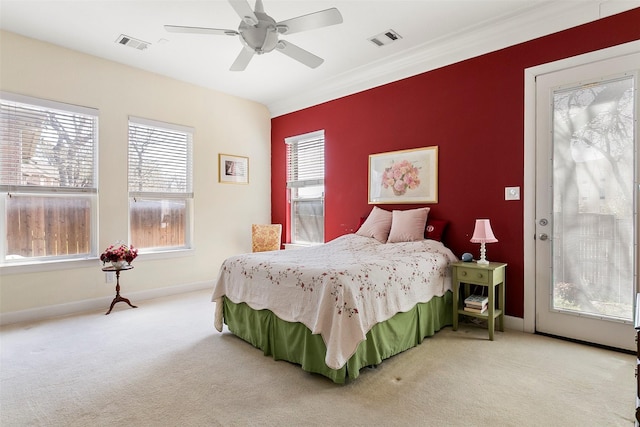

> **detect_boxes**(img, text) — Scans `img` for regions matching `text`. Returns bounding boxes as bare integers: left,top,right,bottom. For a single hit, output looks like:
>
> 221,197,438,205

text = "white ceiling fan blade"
254,0,265,14
165,25,238,36
228,0,259,26
230,47,255,71
276,8,343,35
276,40,324,69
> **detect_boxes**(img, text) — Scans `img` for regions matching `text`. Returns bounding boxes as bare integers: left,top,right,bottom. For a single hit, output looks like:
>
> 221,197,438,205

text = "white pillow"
355,206,392,243
387,207,430,243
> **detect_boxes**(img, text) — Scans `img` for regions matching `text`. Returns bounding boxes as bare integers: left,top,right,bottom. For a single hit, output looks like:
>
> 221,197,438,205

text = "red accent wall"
271,9,640,318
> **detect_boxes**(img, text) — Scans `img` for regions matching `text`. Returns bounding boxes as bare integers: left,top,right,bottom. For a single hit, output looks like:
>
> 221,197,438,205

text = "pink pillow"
425,218,449,242
387,207,430,243
355,206,392,243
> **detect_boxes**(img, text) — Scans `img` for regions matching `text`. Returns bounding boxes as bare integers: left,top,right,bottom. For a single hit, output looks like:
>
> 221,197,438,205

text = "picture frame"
368,146,438,204
218,153,249,184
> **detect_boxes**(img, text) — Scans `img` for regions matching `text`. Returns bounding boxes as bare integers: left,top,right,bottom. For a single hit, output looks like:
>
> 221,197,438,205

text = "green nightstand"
451,261,507,340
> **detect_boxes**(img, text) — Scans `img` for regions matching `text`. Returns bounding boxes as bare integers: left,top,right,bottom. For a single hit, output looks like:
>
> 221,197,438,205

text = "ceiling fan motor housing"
238,12,278,54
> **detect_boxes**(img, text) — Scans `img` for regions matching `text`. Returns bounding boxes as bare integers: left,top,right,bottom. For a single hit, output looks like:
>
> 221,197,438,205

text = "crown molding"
268,1,635,118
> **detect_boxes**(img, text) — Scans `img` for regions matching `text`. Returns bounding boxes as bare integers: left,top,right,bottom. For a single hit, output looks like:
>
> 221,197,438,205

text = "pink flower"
100,242,138,265
381,159,421,195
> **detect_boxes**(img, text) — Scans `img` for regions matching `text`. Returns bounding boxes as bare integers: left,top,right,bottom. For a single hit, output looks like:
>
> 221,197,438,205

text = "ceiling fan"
165,0,343,71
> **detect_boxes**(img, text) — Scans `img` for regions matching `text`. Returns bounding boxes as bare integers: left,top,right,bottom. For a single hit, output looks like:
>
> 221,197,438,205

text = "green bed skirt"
222,291,453,383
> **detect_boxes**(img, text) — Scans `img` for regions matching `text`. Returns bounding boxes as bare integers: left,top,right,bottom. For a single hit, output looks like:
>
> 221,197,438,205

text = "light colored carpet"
0,289,634,426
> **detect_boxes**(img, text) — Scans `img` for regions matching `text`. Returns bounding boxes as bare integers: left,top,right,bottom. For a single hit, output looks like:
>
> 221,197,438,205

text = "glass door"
535,53,638,351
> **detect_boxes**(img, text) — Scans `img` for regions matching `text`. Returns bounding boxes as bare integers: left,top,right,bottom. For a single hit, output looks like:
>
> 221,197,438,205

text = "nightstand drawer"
456,267,490,284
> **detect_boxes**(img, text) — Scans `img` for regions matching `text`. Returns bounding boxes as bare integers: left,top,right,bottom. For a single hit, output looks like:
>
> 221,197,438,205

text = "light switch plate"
505,186,520,200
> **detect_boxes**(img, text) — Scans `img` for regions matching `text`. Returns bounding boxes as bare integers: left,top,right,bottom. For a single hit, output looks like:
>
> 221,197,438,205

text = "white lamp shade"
470,219,498,243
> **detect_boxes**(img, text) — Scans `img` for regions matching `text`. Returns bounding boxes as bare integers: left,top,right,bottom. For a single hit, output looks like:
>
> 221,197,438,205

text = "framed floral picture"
368,146,438,204
219,153,249,184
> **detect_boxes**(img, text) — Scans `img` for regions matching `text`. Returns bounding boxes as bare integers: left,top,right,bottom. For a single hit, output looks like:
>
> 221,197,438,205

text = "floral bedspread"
212,234,458,370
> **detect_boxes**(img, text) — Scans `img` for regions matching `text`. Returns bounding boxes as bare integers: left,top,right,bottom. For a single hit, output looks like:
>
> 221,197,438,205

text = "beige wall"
0,31,272,320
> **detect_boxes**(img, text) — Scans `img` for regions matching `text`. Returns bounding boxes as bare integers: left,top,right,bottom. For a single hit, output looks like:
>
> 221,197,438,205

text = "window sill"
137,248,194,261
0,257,100,276
0,248,194,275
284,243,322,250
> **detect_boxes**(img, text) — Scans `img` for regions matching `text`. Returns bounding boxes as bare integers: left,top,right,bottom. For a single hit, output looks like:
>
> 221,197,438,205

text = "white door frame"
523,40,640,333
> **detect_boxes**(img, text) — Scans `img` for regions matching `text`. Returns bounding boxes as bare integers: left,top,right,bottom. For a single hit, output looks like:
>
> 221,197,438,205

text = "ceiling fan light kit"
165,0,343,71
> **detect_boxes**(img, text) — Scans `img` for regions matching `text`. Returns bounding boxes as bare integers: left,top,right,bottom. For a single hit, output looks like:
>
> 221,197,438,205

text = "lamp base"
477,242,489,265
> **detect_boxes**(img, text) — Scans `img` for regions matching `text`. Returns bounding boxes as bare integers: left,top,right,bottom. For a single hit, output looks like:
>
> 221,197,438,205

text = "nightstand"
451,261,507,340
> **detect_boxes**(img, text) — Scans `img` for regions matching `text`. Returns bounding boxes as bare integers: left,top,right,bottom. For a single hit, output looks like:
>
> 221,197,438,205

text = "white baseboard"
0,281,213,326
504,314,525,332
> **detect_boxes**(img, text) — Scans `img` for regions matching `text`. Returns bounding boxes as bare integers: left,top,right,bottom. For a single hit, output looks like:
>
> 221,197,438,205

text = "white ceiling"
1,0,639,117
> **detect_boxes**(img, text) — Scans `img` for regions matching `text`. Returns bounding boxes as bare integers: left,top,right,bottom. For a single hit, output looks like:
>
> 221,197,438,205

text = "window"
0,92,98,265
128,117,193,252
286,130,324,244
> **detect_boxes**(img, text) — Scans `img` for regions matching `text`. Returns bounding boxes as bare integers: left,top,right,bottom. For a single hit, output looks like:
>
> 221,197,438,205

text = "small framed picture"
368,146,438,204
219,154,249,184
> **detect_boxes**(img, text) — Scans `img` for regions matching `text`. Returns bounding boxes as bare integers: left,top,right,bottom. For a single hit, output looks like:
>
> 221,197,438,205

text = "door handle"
538,233,549,241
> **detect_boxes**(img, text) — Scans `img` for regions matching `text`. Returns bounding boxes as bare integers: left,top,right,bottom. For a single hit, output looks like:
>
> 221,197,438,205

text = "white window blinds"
128,117,193,198
286,130,325,188
0,92,98,192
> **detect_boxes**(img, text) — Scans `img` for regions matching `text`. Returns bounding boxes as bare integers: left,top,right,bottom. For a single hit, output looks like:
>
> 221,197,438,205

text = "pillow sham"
387,207,430,243
355,206,392,243
425,218,449,242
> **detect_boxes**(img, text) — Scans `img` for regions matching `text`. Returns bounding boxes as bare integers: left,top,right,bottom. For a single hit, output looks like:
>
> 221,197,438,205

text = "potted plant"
100,242,138,269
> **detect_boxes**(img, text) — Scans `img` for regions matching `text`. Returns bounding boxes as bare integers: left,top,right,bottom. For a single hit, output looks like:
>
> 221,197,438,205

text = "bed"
212,216,458,383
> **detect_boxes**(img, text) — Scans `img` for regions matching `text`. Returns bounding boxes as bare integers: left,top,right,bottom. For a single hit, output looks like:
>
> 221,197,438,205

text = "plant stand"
101,265,137,315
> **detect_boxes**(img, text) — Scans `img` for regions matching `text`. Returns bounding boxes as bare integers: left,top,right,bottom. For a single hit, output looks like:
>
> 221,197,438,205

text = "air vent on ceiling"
115,34,150,51
368,29,402,47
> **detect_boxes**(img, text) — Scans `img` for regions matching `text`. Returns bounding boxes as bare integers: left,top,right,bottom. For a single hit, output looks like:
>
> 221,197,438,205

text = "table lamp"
470,219,498,265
